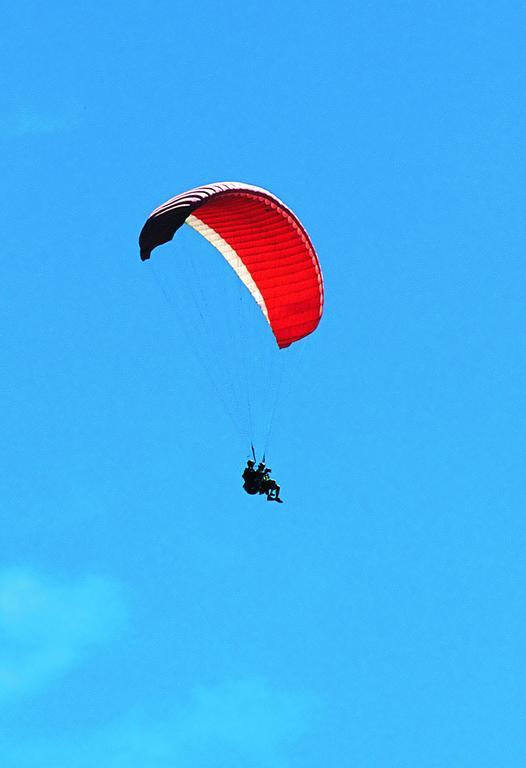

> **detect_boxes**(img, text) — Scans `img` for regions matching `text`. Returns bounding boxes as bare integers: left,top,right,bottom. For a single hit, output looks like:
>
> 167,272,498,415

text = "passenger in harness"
258,465,283,503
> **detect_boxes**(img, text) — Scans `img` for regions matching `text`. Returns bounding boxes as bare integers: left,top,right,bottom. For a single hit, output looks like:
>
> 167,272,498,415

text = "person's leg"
267,480,281,502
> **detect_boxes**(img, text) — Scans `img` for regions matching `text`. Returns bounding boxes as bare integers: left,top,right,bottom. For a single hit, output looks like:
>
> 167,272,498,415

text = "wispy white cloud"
104,677,319,766
0,108,80,137
0,568,126,699
180,677,315,756
1,677,321,768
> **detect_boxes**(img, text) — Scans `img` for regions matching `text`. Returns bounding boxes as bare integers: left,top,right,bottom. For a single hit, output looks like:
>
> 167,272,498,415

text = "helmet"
247,459,255,466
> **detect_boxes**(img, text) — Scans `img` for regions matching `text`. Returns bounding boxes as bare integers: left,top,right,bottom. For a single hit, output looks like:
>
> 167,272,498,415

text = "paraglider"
242,459,259,494
139,181,324,501
256,463,283,503
242,459,283,503
139,182,323,348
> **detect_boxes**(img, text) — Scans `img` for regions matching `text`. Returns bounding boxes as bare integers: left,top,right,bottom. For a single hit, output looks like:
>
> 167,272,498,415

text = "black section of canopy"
139,203,193,261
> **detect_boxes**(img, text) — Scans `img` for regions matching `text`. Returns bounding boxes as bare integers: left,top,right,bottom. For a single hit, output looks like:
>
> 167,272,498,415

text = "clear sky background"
1,1,526,766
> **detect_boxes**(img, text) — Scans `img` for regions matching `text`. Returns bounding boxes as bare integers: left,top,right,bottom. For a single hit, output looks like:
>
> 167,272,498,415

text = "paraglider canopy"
139,182,323,348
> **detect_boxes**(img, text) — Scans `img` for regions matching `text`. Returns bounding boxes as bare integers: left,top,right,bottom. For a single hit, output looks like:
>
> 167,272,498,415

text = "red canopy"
139,182,323,348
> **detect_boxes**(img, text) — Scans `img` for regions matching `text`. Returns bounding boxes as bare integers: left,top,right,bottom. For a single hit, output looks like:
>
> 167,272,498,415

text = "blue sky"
1,1,526,765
